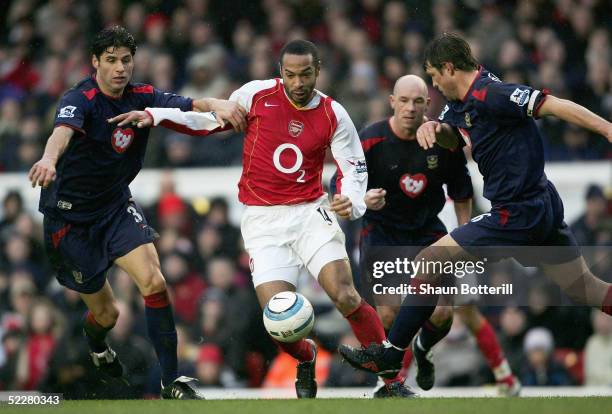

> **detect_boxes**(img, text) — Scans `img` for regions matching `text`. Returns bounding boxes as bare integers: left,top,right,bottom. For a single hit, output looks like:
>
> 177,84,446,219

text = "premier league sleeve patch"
58,105,77,118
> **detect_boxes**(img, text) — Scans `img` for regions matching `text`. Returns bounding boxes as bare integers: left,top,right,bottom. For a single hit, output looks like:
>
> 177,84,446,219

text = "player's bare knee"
140,269,167,295
333,285,361,315
96,303,120,328
430,305,453,327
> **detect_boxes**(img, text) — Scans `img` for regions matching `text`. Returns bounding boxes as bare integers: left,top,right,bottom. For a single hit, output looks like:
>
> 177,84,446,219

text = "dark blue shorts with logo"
43,200,158,294
450,180,580,265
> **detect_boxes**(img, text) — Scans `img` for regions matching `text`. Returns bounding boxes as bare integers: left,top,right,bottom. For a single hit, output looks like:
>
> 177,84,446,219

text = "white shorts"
241,195,348,288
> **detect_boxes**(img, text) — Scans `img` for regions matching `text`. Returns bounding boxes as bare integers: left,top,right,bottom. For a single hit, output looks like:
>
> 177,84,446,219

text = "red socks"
602,285,612,315
143,290,171,308
344,299,386,347
475,319,515,382
273,339,315,363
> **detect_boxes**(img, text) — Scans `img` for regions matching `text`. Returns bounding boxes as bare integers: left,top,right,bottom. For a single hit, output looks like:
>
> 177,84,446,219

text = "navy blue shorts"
450,181,580,265
43,200,158,294
359,218,448,304
361,217,447,247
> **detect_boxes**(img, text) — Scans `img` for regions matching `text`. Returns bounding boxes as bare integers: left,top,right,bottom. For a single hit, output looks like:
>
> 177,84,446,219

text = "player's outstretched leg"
457,305,521,396
115,244,204,400
412,306,453,391
541,256,612,315
256,280,318,398
371,305,411,398
339,238,462,377
319,259,417,398
79,281,124,379
318,259,386,347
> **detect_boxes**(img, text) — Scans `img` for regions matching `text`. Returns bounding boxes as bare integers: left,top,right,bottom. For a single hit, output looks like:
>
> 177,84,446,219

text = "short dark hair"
279,39,320,68
91,26,137,59
423,32,478,72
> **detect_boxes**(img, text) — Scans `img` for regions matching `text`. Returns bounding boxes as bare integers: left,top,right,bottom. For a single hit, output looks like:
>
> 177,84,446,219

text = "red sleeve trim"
533,91,549,118
159,119,231,136
55,123,85,135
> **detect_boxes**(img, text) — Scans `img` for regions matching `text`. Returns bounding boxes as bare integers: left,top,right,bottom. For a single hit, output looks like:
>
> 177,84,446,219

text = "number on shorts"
471,213,491,223
316,207,333,225
127,205,143,223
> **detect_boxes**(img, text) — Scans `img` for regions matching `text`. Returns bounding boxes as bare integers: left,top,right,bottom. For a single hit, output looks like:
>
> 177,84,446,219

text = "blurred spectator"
180,46,231,100
196,343,224,387
498,306,527,375
162,251,206,324
584,310,612,386
17,299,64,390
0,191,24,237
433,317,486,386
571,184,611,246
520,327,573,386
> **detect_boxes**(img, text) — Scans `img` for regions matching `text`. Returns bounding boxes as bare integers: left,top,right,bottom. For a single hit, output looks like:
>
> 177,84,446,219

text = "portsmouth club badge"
464,112,472,128
427,155,438,169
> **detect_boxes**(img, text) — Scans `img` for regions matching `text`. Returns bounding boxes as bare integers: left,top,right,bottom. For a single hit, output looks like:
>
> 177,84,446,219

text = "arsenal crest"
288,120,304,137
111,127,134,153
400,173,428,198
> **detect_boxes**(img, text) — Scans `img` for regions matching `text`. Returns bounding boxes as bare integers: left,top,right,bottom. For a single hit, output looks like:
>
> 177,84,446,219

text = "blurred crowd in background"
1,0,611,170
0,0,611,398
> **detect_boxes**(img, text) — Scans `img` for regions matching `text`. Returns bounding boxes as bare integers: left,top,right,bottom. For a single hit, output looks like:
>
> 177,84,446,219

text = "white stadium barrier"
2,161,609,227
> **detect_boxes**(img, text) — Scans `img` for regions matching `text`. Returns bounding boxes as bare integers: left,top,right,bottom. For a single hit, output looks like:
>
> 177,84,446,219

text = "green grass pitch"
3,398,612,414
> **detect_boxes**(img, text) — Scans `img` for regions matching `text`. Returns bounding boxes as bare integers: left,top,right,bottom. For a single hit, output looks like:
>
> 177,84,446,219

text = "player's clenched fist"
331,194,352,219
416,120,442,150
208,99,247,132
28,157,56,188
364,188,386,211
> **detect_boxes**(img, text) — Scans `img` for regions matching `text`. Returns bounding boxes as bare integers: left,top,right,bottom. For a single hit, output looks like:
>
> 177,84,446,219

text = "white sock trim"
383,339,409,351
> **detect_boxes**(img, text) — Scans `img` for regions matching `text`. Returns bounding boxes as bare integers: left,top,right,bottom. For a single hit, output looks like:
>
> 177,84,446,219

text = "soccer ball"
263,291,315,343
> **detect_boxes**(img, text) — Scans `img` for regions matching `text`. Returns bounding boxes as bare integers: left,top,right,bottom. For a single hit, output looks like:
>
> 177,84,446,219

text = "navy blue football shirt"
438,66,549,203
331,119,473,231
40,75,193,222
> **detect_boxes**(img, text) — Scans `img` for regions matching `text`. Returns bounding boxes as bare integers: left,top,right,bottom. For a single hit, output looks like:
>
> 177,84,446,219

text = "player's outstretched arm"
537,95,612,143
28,126,73,188
109,109,227,136
192,98,247,132
416,121,459,150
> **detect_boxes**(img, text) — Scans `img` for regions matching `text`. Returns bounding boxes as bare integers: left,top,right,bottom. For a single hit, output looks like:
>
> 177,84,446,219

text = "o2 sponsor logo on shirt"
58,105,77,118
510,88,530,106
111,127,134,153
400,173,427,198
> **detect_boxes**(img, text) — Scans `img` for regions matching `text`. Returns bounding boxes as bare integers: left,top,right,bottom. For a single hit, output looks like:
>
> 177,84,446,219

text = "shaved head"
389,74,430,139
393,74,428,98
